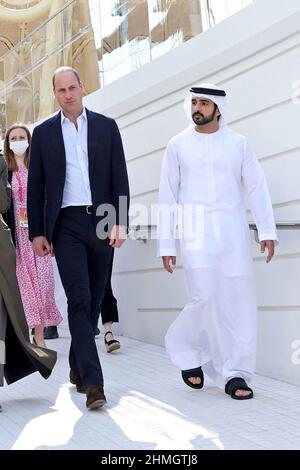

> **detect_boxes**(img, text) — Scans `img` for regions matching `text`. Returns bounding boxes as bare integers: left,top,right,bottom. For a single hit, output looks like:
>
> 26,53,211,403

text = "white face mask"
9,140,29,157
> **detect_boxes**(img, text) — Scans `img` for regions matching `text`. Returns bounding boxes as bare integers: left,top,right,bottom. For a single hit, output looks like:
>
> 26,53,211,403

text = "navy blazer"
27,109,130,243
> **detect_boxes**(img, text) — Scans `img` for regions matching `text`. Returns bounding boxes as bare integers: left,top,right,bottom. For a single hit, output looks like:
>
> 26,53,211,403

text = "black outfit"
98,249,118,325
27,109,129,386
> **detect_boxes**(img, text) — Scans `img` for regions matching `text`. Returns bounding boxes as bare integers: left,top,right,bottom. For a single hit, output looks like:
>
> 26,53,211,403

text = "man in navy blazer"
27,66,130,409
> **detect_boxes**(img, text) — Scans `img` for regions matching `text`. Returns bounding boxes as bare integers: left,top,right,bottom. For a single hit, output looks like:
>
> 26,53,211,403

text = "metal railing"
130,223,300,243
249,223,300,243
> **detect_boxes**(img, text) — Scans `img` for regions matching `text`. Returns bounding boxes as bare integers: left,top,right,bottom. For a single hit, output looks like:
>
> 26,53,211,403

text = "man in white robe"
157,83,277,399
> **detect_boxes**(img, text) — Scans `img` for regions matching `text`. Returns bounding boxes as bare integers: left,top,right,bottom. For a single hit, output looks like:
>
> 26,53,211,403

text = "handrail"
249,223,300,243
249,223,300,230
129,223,300,243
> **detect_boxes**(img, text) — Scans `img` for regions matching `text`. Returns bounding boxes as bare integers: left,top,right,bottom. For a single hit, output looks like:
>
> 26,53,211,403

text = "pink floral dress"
12,164,62,328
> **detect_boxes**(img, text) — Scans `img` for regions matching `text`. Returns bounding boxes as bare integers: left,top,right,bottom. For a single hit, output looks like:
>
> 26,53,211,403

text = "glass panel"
2,38,33,97
87,0,103,85
5,79,34,128
30,8,63,68
31,58,60,123
29,0,99,122
97,0,151,86
0,0,255,131
0,86,6,141
66,31,100,95
200,0,255,30
148,0,203,61
64,1,100,94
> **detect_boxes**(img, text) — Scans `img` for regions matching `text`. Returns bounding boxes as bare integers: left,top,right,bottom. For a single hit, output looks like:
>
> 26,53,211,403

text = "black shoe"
225,377,254,400
181,367,204,389
44,326,59,340
94,327,100,336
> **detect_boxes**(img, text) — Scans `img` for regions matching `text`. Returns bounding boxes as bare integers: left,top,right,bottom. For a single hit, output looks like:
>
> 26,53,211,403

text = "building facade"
0,0,253,135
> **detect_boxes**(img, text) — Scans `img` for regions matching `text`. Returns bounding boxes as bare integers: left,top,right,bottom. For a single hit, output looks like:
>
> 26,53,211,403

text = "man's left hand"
109,225,127,248
260,240,275,263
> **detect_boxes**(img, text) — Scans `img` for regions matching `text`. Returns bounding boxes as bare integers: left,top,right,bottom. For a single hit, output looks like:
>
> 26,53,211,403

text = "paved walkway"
1,325,300,450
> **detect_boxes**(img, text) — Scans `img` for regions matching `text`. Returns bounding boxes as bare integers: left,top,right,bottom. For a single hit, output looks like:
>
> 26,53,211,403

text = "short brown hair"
3,123,31,172
52,66,81,90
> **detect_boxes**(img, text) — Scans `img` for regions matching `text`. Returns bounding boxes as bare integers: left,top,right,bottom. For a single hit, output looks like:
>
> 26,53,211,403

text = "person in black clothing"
27,66,129,409
95,249,120,353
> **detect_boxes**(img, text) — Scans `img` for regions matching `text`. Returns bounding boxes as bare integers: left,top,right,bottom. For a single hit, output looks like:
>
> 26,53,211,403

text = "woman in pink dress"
3,124,62,347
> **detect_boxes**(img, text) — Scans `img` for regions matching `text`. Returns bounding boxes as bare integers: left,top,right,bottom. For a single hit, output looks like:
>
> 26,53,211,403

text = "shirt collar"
60,107,87,125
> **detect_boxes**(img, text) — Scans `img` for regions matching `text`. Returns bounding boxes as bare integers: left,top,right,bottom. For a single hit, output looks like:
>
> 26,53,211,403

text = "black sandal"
181,367,204,389
225,377,253,400
104,331,120,353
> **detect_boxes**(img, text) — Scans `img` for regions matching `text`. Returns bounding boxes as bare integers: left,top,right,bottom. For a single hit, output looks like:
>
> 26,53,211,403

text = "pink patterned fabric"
12,164,62,328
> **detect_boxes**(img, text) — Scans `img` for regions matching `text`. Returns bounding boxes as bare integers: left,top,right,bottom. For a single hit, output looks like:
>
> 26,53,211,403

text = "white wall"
84,0,300,385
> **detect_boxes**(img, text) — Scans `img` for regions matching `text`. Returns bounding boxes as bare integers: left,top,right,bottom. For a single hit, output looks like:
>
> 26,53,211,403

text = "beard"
192,106,217,126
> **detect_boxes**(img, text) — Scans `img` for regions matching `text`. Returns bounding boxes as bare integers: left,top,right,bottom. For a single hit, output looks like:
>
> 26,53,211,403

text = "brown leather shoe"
86,384,107,409
69,370,86,394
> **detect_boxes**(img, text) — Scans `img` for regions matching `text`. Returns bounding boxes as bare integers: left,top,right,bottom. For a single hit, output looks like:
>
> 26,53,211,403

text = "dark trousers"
99,249,119,325
53,208,112,386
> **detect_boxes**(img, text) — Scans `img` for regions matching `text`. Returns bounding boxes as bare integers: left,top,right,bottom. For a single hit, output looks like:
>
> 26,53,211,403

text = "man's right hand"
32,236,51,257
162,256,176,273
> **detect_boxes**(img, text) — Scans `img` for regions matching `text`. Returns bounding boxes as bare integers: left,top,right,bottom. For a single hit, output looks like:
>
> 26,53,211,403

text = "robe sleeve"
157,140,180,257
241,138,278,243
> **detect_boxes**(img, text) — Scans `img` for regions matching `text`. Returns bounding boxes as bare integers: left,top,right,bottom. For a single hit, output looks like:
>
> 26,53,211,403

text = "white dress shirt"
61,107,92,208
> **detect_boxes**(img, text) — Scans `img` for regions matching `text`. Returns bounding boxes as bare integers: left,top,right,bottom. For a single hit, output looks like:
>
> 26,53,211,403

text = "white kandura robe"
157,125,277,387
